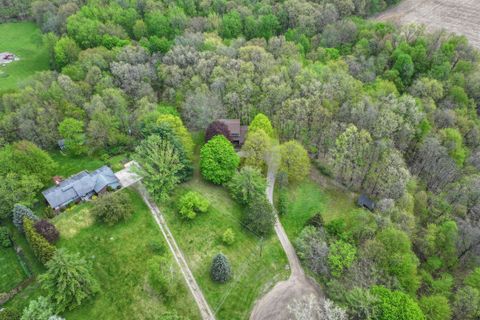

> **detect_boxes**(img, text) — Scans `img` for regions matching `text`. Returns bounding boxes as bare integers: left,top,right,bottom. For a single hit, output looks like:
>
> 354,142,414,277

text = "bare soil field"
376,0,480,48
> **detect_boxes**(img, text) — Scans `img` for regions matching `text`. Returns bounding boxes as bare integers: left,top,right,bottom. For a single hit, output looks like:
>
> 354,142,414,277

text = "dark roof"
218,119,241,136
358,194,375,211
42,166,120,209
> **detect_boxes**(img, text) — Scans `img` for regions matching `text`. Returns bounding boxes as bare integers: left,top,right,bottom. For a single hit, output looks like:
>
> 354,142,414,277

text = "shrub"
277,189,288,216
211,253,231,283
222,228,235,245
12,204,38,233
40,249,99,313
177,191,209,219
91,191,133,226
0,308,21,320
34,220,60,244
148,240,166,255
306,213,325,229
200,135,240,184
227,166,266,206
243,196,275,237
205,121,232,142
24,217,56,265
21,296,54,320
147,256,180,300
327,240,356,277
0,226,12,248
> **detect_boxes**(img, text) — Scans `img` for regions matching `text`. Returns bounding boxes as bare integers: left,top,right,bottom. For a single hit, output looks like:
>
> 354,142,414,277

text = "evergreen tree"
211,253,232,283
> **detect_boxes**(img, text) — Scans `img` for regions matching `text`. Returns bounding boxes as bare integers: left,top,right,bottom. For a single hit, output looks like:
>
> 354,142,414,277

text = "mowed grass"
0,22,49,91
50,152,128,178
279,171,358,240
6,189,200,319
0,246,27,293
162,178,289,320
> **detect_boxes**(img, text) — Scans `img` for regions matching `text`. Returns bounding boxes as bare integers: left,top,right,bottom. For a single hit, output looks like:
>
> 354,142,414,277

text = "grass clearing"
0,246,27,293
6,189,200,319
0,22,49,91
162,177,289,320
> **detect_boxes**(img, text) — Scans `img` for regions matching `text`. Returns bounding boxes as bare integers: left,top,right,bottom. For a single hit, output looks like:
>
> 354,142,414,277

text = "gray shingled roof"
42,166,120,209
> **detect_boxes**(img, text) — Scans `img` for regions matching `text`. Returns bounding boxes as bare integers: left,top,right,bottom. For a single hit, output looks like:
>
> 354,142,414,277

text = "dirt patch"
375,0,480,48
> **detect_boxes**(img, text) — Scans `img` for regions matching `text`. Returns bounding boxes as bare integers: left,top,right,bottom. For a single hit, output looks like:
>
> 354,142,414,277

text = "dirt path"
249,168,323,320
375,0,480,48
135,184,216,320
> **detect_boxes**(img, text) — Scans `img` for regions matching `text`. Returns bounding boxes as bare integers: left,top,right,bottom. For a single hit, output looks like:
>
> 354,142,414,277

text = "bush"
24,217,56,265
21,296,54,320
0,226,12,248
200,135,240,184
148,240,166,255
277,189,288,216
177,191,209,219
306,213,325,229
211,253,231,283
34,220,60,244
0,308,21,320
205,121,232,143
222,228,235,245
91,192,133,226
12,204,38,233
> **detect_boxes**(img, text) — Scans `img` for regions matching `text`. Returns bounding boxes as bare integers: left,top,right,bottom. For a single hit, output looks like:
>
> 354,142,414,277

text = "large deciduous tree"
58,117,86,155
227,166,266,206
200,135,239,184
279,140,311,184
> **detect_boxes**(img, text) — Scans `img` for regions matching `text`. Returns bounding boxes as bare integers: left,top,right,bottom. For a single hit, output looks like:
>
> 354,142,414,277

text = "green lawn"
0,22,49,91
279,172,358,240
162,178,289,320
50,152,128,178
6,189,200,319
0,246,27,293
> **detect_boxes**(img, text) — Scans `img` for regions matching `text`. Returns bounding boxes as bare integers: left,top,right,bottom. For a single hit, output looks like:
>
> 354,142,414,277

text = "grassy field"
0,246,27,294
6,189,200,319
279,171,358,240
0,22,49,91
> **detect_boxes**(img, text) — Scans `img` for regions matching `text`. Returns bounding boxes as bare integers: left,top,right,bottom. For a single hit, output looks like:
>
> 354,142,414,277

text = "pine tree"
211,253,232,283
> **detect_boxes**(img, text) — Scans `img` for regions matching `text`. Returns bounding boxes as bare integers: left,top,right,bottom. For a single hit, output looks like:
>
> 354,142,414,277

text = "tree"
21,296,55,320
0,308,21,320
205,120,232,143
419,295,451,320
328,240,356,277
295,226,329,276
243,196,275,236
134,135,184,201
288,295,347,320
58,118,86,155
177,191,209,219
24,217,56,265
222,228,235,245
227,166,266,206
371,286,425,320
40,249,99,313
241,129,272,171
200,135,240,184
465,268,480,290
54,36,80,69
34,220,60,244
0,174,42,220
157,114,194,159
220,11,242,39
12,204,39,233
91,191,133,225
249,113,274,137
211,253,231,283
279,140,311,184
453,286,480,320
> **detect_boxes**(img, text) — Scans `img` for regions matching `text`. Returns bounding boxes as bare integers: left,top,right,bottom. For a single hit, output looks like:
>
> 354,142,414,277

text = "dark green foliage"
243,196,275,237
34,220,60,244
12,204,38,233
210,253,231,283
200,135,240,185
227,166,266,206
23,217,56,265
40,249,99,313
306,213,325,229
91,191,133,226
0,226,12,248
277,189,288,216
220,11,242,39
0,308,21,320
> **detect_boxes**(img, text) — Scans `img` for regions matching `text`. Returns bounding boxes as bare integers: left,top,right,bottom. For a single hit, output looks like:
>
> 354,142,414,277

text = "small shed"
358,194,375,211
58,139,66,150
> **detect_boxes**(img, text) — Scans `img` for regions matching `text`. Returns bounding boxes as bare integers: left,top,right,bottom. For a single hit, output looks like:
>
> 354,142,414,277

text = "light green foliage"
157,114,194,159
227,166,266,206
200,135,240,184
279,140,311,184
371,286,425,320
40,249,99,313
327,240,356,277
91,191,133,225
54,37,80,69
21,296,54,320
134,135,184,201
222,228,235,246
220,11,242,39
465,268,480,290
58,118,86,155
241,129,272,171
177,191,209,219
0,173,42,220
439,128,468,166
419,295,451,320
23,217,56,265
249,113,274,138
423,220,458,268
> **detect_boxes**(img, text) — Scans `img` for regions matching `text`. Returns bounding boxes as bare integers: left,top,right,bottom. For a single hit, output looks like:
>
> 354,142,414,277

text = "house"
217,119,248,146
357,194,375,211
42,166,121,212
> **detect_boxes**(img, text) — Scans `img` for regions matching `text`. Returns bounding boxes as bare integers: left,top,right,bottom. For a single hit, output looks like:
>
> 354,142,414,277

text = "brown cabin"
218,119,248,146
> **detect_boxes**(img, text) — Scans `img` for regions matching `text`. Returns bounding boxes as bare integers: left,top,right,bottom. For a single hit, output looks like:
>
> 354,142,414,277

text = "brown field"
376,0,480,48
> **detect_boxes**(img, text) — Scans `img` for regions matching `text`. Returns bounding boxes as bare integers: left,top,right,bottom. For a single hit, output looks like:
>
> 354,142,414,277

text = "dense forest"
1,0,480,319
